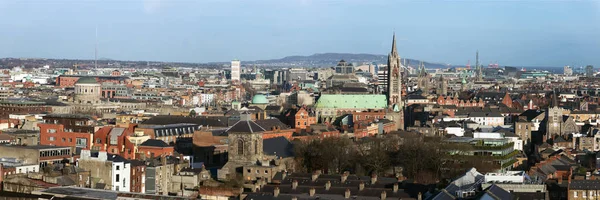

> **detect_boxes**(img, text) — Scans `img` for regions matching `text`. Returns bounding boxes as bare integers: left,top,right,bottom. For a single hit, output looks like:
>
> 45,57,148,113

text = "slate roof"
226,120,266,133
569,180,600,190
477,184,513,200
255,119,290,130
141,115,229,127
140,139,170,147
263,137,294,158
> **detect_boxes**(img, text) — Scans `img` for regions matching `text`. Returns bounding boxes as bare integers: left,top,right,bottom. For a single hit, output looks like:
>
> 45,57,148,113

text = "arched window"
255,141,258,154
237,139,244,155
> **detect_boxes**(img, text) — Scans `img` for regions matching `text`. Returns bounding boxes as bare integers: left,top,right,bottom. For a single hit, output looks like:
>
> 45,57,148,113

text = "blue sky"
0,0,599,66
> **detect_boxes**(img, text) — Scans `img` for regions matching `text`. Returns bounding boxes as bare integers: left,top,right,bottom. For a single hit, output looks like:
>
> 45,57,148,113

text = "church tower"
386,33,405,130
437,75,447,96
387,33,403,108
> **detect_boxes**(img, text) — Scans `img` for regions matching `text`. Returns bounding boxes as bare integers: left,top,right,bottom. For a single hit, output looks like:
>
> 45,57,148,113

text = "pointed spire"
391,32,398,56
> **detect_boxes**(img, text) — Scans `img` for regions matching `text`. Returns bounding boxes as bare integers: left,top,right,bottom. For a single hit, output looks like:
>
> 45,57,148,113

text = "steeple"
551,88,559,108
391,32,398,56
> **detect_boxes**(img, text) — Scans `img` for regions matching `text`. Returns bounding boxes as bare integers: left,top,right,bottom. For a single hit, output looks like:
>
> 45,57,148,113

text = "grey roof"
226,120,266,133
477,184,513,200
263,137,294,158
255,119,290,130
141,115,230,127
140,139,170,147
75,76,99,84
569,180,600,190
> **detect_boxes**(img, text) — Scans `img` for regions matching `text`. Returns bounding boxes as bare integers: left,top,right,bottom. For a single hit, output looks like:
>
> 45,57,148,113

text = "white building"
110,154,131,192
200,94,215,105
468,112,504,126
473,132,523,151
231,60,241,82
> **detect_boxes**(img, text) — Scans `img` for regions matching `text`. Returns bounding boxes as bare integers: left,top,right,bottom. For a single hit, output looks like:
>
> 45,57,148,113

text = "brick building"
38,114,96,149
285,107,317,130
137,139,175,158
0,100,51,119
55,75,130,87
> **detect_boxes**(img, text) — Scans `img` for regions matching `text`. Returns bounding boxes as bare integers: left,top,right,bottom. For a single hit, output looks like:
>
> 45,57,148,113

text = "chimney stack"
393,183,398,193
312,171,319,182
380,191,387,200
292,180,298,190
273,187,280,197
309,188,316,197
371,173,378,184
325,181,331,190
345,189,351,199
341,171,349,183
359,182,365,191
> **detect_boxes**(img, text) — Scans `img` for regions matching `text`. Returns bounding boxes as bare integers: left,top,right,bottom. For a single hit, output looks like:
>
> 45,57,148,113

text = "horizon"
1,0,599,67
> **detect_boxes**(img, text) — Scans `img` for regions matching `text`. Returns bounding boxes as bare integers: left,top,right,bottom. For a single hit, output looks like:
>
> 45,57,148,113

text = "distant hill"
243,53,456,68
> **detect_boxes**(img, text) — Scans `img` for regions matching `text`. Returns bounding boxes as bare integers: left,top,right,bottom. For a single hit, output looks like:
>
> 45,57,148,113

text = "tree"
189,109,197,117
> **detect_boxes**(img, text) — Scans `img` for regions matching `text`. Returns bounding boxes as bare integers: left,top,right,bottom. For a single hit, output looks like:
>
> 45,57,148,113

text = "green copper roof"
76,76,98,84
315,94,387,109
251,94,268,104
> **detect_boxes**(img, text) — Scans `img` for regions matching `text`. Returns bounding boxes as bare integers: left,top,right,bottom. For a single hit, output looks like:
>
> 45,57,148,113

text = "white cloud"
143,0,163,14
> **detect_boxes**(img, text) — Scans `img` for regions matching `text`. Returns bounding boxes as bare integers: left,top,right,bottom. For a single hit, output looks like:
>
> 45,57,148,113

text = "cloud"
143,0,163,14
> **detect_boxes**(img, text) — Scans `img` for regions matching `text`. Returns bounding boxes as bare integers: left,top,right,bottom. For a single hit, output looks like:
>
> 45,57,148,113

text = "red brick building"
437,95,485,108
137,139,175,158
285,107,317,130
38,114,95,149
0,101,51,119
92,126,135,158
129,160,146,193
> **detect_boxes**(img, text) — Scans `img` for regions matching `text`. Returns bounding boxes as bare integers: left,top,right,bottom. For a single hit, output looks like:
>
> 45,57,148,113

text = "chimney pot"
273,187,280,197
371,173,378,184
292,180,298,190
380,191,387,200
325,181,331,190
345,189,351,199
393,183,398,193
359,182,365,191
309,188,316,197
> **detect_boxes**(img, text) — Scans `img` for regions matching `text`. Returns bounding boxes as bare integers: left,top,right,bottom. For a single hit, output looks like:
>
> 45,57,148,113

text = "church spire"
391,32,398,56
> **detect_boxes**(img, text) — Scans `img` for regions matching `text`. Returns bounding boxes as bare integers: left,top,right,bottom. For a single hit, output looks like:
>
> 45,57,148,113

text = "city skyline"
0,0,599,67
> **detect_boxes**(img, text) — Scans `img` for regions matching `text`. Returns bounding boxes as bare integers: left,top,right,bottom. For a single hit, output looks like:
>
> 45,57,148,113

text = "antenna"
95,26,98,69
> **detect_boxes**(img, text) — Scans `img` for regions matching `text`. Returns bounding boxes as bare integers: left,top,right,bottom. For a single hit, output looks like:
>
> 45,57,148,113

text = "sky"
0,0,599,67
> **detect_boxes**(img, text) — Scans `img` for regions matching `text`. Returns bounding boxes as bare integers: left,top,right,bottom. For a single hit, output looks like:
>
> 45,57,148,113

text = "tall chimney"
371,173,378,184
380,191,387,200
311,170,320,181
393,183,398,193
161,156,168,195
345,189,351,199
292,180,298,190
341,171,349,183
359,182,365,191
309,188,316,197
325,181,331,190
273,187,280,197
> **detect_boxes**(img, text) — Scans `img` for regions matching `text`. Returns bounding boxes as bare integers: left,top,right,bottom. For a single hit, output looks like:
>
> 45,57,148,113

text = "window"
116,165,120,170
47,129,56,133
237,139,244,155
49,137,55,141
62,138,66,142
264,170,268,174
116,174,120,181
255,142,258,154
97,139,101,144
574,191,578,197
76,138,87,148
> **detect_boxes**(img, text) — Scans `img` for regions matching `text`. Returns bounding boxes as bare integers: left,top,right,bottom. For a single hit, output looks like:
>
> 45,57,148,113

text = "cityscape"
0,1,599,200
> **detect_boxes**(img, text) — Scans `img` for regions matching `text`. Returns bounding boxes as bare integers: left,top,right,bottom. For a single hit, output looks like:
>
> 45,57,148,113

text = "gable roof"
140,139,170,147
